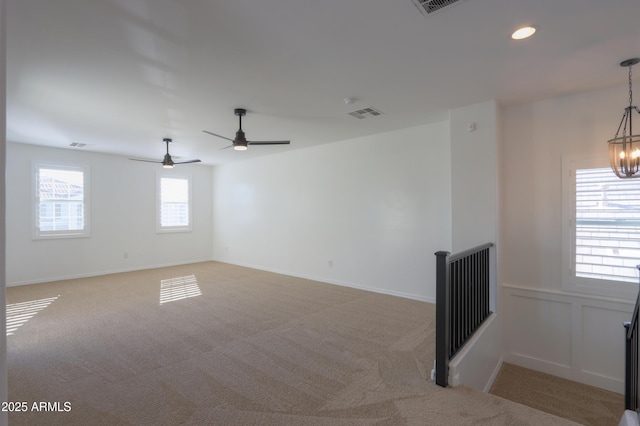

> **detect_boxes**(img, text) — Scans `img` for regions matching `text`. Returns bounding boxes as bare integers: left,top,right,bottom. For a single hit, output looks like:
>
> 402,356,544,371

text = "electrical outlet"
123,252,129,259
328,260,333,267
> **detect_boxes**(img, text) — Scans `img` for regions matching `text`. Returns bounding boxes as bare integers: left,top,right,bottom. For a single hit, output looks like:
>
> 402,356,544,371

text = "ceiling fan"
203,108,290,151
130,138,201,168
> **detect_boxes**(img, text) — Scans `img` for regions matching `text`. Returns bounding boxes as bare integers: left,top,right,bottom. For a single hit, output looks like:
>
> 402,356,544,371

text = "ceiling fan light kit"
203,108,290,151
608,58,640,178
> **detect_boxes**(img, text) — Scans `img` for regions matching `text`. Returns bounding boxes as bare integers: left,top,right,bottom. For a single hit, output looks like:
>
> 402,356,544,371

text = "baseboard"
505,352,624,394
212,258,435,304
484,355,504,393
10,257,435,305
7,258,214,287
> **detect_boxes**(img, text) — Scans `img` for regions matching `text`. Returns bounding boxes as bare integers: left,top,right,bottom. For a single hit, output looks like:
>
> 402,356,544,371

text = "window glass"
34,164,90,239
575,167,640,283
158,175,191,232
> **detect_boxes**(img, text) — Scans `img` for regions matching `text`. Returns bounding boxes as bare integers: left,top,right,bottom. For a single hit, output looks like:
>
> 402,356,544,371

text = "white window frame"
562,156,639,299
156,173,192,233
32,161,91,240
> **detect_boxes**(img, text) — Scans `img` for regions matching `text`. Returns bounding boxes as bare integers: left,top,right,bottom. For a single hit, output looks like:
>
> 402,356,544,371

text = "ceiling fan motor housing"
234,130,248,150
235,130,247,143
163,153,174,167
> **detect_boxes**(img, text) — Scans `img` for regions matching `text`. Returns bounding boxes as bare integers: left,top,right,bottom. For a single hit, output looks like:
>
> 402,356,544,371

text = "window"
33,163,90,239
562,156,640,298
157,174,192,232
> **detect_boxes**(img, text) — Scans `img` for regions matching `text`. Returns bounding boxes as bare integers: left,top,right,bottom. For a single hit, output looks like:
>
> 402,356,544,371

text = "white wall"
6,142,213,285
447,101,502,391
501,84,635,392
450,101,498,253
212,122,451,302
1,0,8,422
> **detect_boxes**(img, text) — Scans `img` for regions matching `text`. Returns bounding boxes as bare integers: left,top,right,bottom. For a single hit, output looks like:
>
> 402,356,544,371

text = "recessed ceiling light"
511,26,537,40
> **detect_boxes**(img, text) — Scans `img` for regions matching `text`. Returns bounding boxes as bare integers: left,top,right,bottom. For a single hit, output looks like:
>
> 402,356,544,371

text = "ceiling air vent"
411,0,462,15
347,107,383,120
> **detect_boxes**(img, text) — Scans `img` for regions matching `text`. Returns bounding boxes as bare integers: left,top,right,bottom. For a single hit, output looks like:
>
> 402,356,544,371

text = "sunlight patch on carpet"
6,295,60,336
160,275,202,305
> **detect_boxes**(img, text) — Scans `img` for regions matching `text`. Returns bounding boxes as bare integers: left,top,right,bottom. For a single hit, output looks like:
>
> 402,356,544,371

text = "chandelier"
608,58,640,178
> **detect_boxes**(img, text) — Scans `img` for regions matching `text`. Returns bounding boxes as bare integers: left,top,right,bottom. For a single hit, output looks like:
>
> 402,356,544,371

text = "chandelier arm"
614,110,628,138
623,110,629,176
624,108,630,138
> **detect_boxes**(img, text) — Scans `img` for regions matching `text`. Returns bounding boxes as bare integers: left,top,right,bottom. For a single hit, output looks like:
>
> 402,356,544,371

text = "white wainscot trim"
446,312,503,392
502,284,634,393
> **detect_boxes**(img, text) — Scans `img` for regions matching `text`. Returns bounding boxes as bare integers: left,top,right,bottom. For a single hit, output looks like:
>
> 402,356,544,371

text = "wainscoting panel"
506,292,572,367
581,305,628,381
503,285,634,393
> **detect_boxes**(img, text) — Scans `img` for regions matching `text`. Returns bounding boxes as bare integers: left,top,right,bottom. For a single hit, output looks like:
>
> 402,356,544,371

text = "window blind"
575,167,640,283
160,177,189,228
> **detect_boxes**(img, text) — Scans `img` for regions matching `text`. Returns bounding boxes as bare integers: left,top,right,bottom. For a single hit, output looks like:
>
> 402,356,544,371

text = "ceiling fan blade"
203,130,234,142
220,144,234,150
247,140,290,145
130,158,162,163
174,159,202,164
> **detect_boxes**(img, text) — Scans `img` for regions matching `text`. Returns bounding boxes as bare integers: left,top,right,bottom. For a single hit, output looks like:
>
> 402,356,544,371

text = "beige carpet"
490,362,624,426
7,261,580,425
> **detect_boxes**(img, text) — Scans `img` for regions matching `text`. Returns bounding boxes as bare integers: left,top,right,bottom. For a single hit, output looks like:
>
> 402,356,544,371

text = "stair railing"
434,242,493,387
624,266,640,411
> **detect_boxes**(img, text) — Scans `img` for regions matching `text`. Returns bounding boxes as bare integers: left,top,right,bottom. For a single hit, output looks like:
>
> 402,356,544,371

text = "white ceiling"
7,0,640,165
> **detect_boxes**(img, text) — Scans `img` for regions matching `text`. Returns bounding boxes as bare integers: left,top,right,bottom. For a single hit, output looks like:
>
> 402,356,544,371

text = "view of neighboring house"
37,171,85,232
